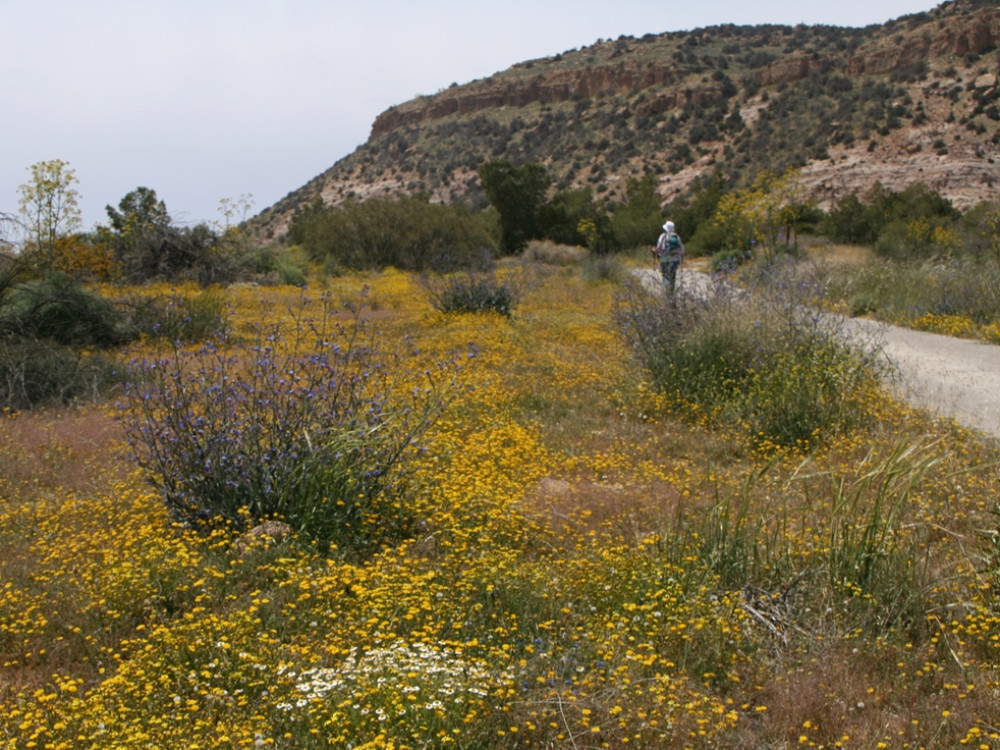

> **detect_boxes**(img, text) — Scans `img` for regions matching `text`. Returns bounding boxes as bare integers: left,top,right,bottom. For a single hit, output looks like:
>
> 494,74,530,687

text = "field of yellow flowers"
1,263,998,749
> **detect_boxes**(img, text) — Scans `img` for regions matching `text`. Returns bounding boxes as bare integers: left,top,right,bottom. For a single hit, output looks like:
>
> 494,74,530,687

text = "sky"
4,0,939,233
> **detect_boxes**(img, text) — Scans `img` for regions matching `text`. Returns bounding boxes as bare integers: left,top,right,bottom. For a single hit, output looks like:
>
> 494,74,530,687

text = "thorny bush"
119,290,469,557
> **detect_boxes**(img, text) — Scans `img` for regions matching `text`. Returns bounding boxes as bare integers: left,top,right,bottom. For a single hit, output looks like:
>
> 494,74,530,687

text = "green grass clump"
615,264,887,450
425,272,520,316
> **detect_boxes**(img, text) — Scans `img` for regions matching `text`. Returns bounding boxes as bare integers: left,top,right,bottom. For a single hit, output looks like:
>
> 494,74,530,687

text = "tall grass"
823,254,1000,333
657,438,945,640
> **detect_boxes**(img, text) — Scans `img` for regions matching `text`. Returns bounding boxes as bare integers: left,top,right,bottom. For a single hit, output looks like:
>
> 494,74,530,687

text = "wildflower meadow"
1,261,998,749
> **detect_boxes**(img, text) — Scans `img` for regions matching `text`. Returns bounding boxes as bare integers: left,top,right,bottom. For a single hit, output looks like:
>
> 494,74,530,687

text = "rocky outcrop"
371,61,684,138
757,53,825,87
848,8,999,75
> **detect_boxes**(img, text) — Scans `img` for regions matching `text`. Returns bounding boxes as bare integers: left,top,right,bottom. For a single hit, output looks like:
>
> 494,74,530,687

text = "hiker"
653,220,685,293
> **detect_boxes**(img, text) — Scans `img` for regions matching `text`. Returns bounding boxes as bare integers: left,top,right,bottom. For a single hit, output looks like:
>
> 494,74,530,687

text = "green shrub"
522,239,588,266
292,195,497,272
615,264,886,450
0,339,125,410
1,272,128,348
119,292,465,557
119,289,228,343
709,248,749,272
582,253,626,284
425,272,520,316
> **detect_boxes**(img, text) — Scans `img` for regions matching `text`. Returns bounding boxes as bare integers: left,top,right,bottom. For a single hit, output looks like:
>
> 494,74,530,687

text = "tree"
99,187,227,283
17,159,82,271
669,169,729,248
215,192,256,260
100,187,174,281
708,169,807,262
611,173,663,250
540,186,612,251
478,160,550,254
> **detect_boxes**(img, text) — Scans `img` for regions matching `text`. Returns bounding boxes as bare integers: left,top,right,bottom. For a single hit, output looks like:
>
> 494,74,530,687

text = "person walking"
653,220,685,294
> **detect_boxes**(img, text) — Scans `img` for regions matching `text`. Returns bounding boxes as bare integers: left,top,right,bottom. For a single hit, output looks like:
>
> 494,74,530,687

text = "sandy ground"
639,268,1000,442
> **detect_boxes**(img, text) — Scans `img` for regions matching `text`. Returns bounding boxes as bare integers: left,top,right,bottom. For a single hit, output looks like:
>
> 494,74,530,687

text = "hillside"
254,0,1000,241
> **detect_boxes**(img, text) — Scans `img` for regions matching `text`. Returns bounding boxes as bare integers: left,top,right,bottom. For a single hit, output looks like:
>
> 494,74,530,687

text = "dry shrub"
522,239,588,266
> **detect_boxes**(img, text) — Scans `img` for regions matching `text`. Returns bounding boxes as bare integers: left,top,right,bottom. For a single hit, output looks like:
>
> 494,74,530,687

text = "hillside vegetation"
254,0,1000,241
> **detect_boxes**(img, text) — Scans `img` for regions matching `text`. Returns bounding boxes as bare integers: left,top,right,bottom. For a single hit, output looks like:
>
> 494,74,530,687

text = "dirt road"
639,268,1000,441
848,316,1000,440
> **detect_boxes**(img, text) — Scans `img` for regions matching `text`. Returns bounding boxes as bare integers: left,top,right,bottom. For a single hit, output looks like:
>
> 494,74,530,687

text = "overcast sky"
4,0,937,232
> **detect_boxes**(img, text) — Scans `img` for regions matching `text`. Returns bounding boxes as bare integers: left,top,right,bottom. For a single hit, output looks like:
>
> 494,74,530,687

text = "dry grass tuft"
522,239,589,266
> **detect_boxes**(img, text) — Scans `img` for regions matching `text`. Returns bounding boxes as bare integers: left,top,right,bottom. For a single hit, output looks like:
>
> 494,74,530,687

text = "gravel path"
847,316,1000,440
638,268,1000,441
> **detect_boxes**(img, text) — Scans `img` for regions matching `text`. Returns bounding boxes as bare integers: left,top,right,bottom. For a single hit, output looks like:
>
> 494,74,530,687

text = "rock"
233,520,293,555
974,73,998,90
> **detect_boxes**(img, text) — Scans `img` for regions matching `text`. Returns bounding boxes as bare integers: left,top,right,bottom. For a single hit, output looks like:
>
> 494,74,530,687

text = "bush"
614,264,886,450
582,253,626,284
0,272,129,348
292,196,497,272
119,292,466,557
0,339,125,410
425,272,520,316
521,240,588,266
118,289,229,343
709,248,750,272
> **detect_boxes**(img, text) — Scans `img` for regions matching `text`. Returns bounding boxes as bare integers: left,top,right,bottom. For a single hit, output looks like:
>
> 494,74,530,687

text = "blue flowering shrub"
119,290,466,557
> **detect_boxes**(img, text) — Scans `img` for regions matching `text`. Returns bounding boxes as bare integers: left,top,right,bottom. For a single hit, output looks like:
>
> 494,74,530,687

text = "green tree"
99,187,226,283
708,169,807,262
611,173,663,250
540,186,611,251
17,159,82,271
100,187,174,281
823,193,877,244
294,195,496,272
478,160,550,254
667,169,726,245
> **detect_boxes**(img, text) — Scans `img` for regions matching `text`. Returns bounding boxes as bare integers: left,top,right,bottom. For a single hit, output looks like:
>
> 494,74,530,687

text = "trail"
636,268,1000,441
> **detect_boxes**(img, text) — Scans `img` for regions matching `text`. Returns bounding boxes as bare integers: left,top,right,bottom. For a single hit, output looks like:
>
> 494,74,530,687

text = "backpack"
658,232,682,258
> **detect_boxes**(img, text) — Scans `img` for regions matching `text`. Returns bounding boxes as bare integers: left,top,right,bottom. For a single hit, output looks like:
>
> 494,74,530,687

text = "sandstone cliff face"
370,61,686,138
370,8,1000,134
